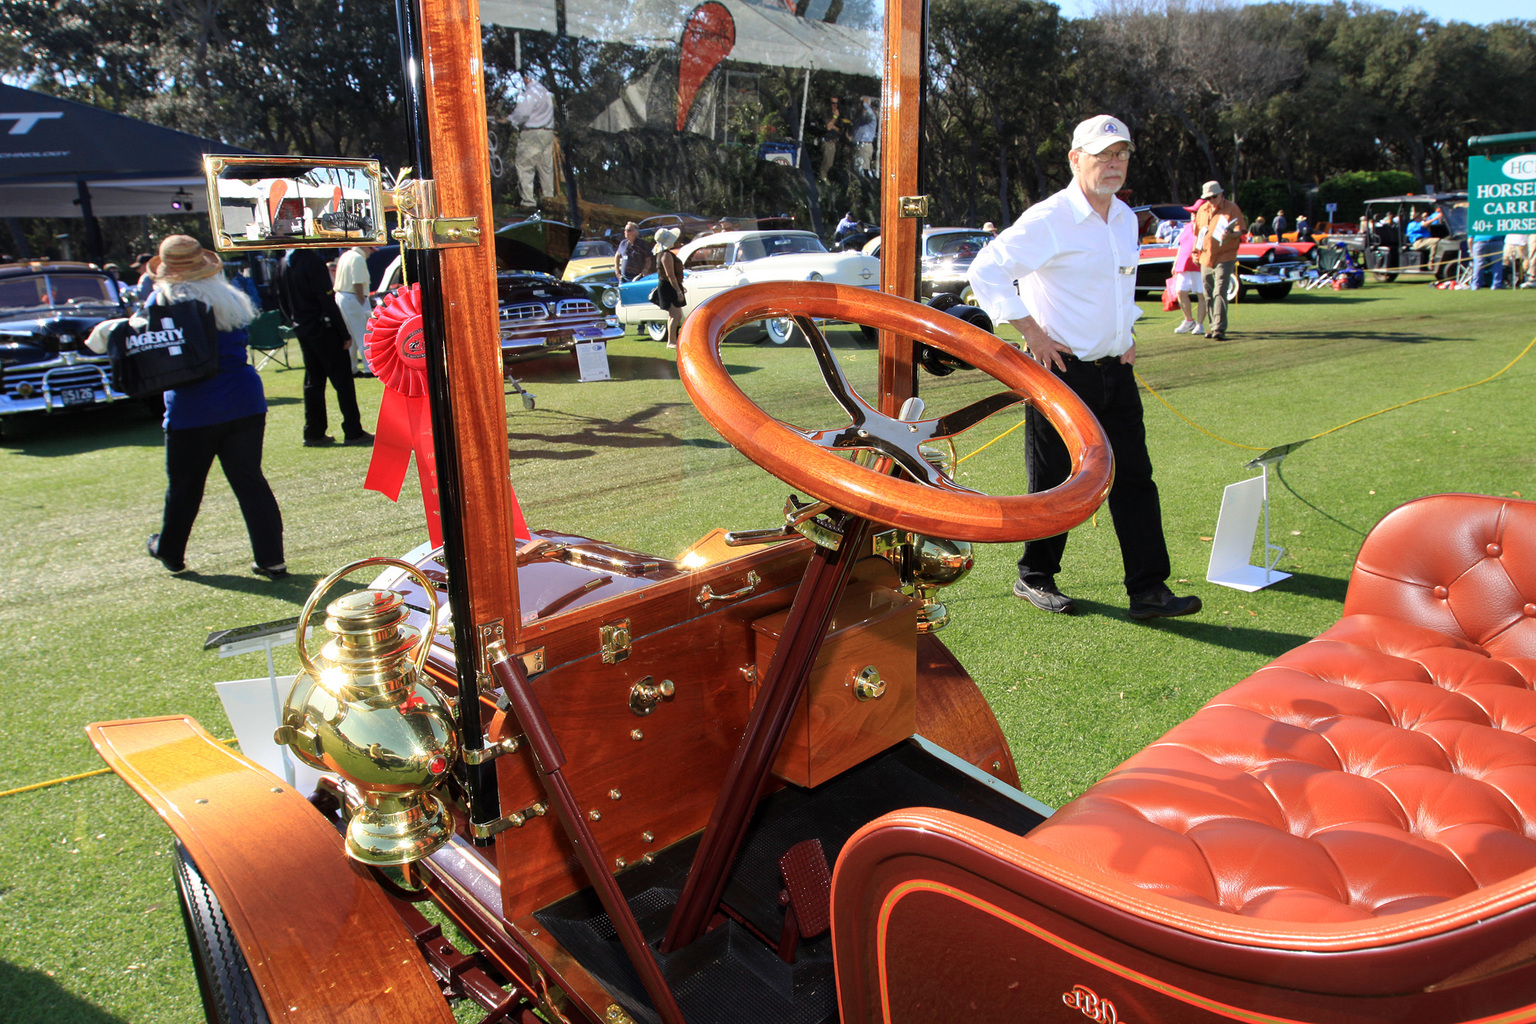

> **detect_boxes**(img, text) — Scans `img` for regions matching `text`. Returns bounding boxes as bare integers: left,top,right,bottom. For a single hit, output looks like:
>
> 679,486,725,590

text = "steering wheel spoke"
678,283,1112,543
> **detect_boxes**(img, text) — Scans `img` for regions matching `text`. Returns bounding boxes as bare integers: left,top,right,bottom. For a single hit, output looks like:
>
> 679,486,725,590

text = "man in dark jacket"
276,248,372,447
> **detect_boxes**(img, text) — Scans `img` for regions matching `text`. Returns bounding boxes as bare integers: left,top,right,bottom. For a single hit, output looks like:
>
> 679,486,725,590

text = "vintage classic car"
863,226,994,301
615,229,880,343
376,235,623,360
85,0,1536,1022
0,260,129,427
1133,203,1315,301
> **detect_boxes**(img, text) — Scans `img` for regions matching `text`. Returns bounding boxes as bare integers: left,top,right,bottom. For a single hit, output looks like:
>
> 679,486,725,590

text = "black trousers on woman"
1018,356,1170,597
158,412,284,569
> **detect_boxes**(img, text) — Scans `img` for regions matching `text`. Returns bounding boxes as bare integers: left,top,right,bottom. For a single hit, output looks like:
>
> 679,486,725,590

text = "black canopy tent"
0,84,250,259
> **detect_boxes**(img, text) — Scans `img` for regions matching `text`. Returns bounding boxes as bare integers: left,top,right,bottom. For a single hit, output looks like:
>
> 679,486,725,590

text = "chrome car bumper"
0,361,123,416
500,317,625,355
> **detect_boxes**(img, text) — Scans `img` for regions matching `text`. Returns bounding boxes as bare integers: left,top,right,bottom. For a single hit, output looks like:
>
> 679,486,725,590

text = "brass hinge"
461,734,521,765
468,801,548,839
392,177,482,249
899,195,931,218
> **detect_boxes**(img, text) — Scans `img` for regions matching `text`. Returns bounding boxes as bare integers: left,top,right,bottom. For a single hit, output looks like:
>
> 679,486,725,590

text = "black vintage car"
0,261,129,429
374,220,623,360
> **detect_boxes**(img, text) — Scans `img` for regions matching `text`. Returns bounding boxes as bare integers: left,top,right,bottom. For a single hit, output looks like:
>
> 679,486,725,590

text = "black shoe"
343,431,374,447
303,435,335,447
251,562,291,581
146,533,187,574
1128,584,1202,620
1012,577,1076,614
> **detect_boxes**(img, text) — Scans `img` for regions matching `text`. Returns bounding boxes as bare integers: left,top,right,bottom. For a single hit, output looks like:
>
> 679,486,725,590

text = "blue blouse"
161,321,268,430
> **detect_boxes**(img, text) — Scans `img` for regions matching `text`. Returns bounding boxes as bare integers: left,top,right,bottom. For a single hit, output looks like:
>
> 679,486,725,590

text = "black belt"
1059,352,1122,367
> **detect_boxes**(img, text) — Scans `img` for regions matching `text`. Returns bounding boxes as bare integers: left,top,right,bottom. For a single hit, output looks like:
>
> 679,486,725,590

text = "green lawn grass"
1,281,1532,1022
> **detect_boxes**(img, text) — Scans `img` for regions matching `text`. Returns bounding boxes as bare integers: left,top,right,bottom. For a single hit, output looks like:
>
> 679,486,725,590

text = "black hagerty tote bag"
107,299,220,398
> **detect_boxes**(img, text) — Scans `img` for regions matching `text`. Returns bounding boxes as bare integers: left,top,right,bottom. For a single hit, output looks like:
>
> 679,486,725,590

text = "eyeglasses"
1088,146,1133,164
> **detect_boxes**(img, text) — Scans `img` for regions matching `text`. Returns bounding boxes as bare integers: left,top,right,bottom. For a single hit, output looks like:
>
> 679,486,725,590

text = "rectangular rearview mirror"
203,155,388,251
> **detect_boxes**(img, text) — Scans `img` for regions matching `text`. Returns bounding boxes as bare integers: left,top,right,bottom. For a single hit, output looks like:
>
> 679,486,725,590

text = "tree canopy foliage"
2,0,1532,256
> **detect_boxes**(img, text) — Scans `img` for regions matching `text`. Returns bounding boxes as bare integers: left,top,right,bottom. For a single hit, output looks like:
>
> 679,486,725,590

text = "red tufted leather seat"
832,495,1536,1022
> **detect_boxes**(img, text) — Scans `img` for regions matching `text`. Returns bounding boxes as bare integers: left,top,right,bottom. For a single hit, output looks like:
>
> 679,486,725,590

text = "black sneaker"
303,435,335,447
251,562,291,581
1128,584,1202,620
146,533,187,574
343,431,374,447
1012,577,1076,614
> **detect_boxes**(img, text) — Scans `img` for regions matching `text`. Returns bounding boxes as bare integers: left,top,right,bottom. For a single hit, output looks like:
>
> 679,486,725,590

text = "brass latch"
899,195,931,219
392,177,482,249
600,619,632,664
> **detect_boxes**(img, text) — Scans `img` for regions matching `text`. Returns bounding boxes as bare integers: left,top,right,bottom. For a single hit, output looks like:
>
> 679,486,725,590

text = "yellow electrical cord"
0,737,241,799
958,333,1536,462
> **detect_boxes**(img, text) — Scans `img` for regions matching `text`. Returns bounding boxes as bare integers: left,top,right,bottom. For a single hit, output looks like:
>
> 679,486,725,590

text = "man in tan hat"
967,113,1201,622
1192,180,1246,340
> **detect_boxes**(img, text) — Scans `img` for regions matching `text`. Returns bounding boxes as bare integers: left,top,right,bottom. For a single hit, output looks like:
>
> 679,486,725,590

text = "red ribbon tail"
364,388,416,501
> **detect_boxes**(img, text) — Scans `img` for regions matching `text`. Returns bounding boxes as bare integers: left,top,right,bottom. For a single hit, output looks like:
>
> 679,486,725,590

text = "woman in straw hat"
652,226,686,350
87,235,287,579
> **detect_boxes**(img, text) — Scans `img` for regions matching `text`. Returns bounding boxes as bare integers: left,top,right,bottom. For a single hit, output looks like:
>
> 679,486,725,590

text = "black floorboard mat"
534,740,1047,1024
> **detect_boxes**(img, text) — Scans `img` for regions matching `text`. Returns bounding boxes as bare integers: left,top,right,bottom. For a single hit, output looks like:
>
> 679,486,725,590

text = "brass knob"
628,676,676,716
852,665,886,702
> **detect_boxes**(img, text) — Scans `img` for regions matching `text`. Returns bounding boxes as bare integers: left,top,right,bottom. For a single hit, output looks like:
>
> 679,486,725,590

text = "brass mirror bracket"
475,619,506,693
394,177,482,249
899,195,931,219
468,800,549,839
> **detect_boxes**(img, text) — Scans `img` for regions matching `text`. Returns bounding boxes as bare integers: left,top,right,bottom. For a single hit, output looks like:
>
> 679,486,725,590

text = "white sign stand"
206,619,306,787
1206,442,1305,592
576,340,610,382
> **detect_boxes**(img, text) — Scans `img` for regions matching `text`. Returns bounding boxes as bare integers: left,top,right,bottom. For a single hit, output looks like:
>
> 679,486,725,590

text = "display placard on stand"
576,340,610,382
1207,442,1305,592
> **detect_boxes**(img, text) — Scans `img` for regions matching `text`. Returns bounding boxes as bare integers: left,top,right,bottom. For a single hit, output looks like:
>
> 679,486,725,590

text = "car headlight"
601,286,619,308
806,271,823,282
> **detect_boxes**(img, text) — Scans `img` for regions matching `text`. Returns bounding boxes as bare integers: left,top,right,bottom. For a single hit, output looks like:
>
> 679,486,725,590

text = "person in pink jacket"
1171,200,1206,335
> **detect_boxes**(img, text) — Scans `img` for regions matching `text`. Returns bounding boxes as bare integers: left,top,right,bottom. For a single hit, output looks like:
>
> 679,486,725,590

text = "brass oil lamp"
274,558,459,865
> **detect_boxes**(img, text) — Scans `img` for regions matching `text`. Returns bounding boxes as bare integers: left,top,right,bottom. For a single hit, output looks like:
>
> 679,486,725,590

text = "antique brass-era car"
88,0,1536,1021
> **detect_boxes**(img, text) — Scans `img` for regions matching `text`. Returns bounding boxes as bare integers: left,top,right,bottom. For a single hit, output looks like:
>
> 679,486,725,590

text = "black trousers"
296,329,363,441
159,412,284,568
1019,357,1170,596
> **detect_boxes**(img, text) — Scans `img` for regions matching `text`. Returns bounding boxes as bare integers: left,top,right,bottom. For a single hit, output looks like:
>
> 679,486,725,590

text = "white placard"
213,675,330,795
576,340,610,382
1207,474,1292,592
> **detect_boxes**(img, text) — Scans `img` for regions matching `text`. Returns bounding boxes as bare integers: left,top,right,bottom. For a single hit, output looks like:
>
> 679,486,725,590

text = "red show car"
1134,203,1316,301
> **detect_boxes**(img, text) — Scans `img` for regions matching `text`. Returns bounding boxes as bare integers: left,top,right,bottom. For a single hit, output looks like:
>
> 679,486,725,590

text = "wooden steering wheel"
677,281,1113,544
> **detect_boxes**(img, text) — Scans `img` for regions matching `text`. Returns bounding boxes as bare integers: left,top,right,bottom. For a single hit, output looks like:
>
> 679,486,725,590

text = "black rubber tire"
858,324,879,345
174,841,271,1024
1255,283,1292,301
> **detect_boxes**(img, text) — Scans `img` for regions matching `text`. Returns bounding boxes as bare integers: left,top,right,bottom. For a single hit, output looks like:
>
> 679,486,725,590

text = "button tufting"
1487,543,1503,557
1433,585,1449,600
1526,604,1536,618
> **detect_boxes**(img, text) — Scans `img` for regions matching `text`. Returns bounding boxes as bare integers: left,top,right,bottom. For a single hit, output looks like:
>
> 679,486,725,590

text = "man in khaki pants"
1192,180,1246,340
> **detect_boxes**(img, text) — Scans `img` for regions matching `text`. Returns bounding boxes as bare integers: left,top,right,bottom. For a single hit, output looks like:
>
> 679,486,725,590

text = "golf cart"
87,1,1536,1022
1334,191,1469,281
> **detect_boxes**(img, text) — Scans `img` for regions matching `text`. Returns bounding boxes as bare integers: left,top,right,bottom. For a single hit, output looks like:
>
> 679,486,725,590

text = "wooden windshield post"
396,0,519,839
877,0,923,415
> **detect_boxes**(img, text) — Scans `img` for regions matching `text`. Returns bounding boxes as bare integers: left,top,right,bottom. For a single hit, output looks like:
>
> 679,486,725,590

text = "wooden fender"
86,715,454,1024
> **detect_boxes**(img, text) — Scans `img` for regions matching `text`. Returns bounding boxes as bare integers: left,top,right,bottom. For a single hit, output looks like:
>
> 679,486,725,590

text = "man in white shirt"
967,113,1200,621
500,70,557,209
332,244,376,376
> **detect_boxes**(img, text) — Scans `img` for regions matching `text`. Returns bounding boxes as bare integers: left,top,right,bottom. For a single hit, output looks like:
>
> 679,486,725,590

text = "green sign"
1469,152,1536,237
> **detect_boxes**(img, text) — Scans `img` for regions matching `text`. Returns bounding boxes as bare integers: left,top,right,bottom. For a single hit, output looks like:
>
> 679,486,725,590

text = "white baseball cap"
1071,114,1134,155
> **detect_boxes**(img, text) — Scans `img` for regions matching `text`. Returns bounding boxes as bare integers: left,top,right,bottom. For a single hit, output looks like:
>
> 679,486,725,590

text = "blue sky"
1056,0,1533,24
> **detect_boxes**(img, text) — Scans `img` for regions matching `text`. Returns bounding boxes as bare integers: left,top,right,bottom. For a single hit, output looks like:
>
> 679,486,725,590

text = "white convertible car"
615,229,881,343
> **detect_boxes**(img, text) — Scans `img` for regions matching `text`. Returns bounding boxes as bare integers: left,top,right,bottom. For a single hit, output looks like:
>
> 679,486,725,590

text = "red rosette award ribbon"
363,284,530,546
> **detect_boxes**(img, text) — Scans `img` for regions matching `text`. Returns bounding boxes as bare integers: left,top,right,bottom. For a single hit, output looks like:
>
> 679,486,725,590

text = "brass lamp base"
346,791,455,866
915,589,950,633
